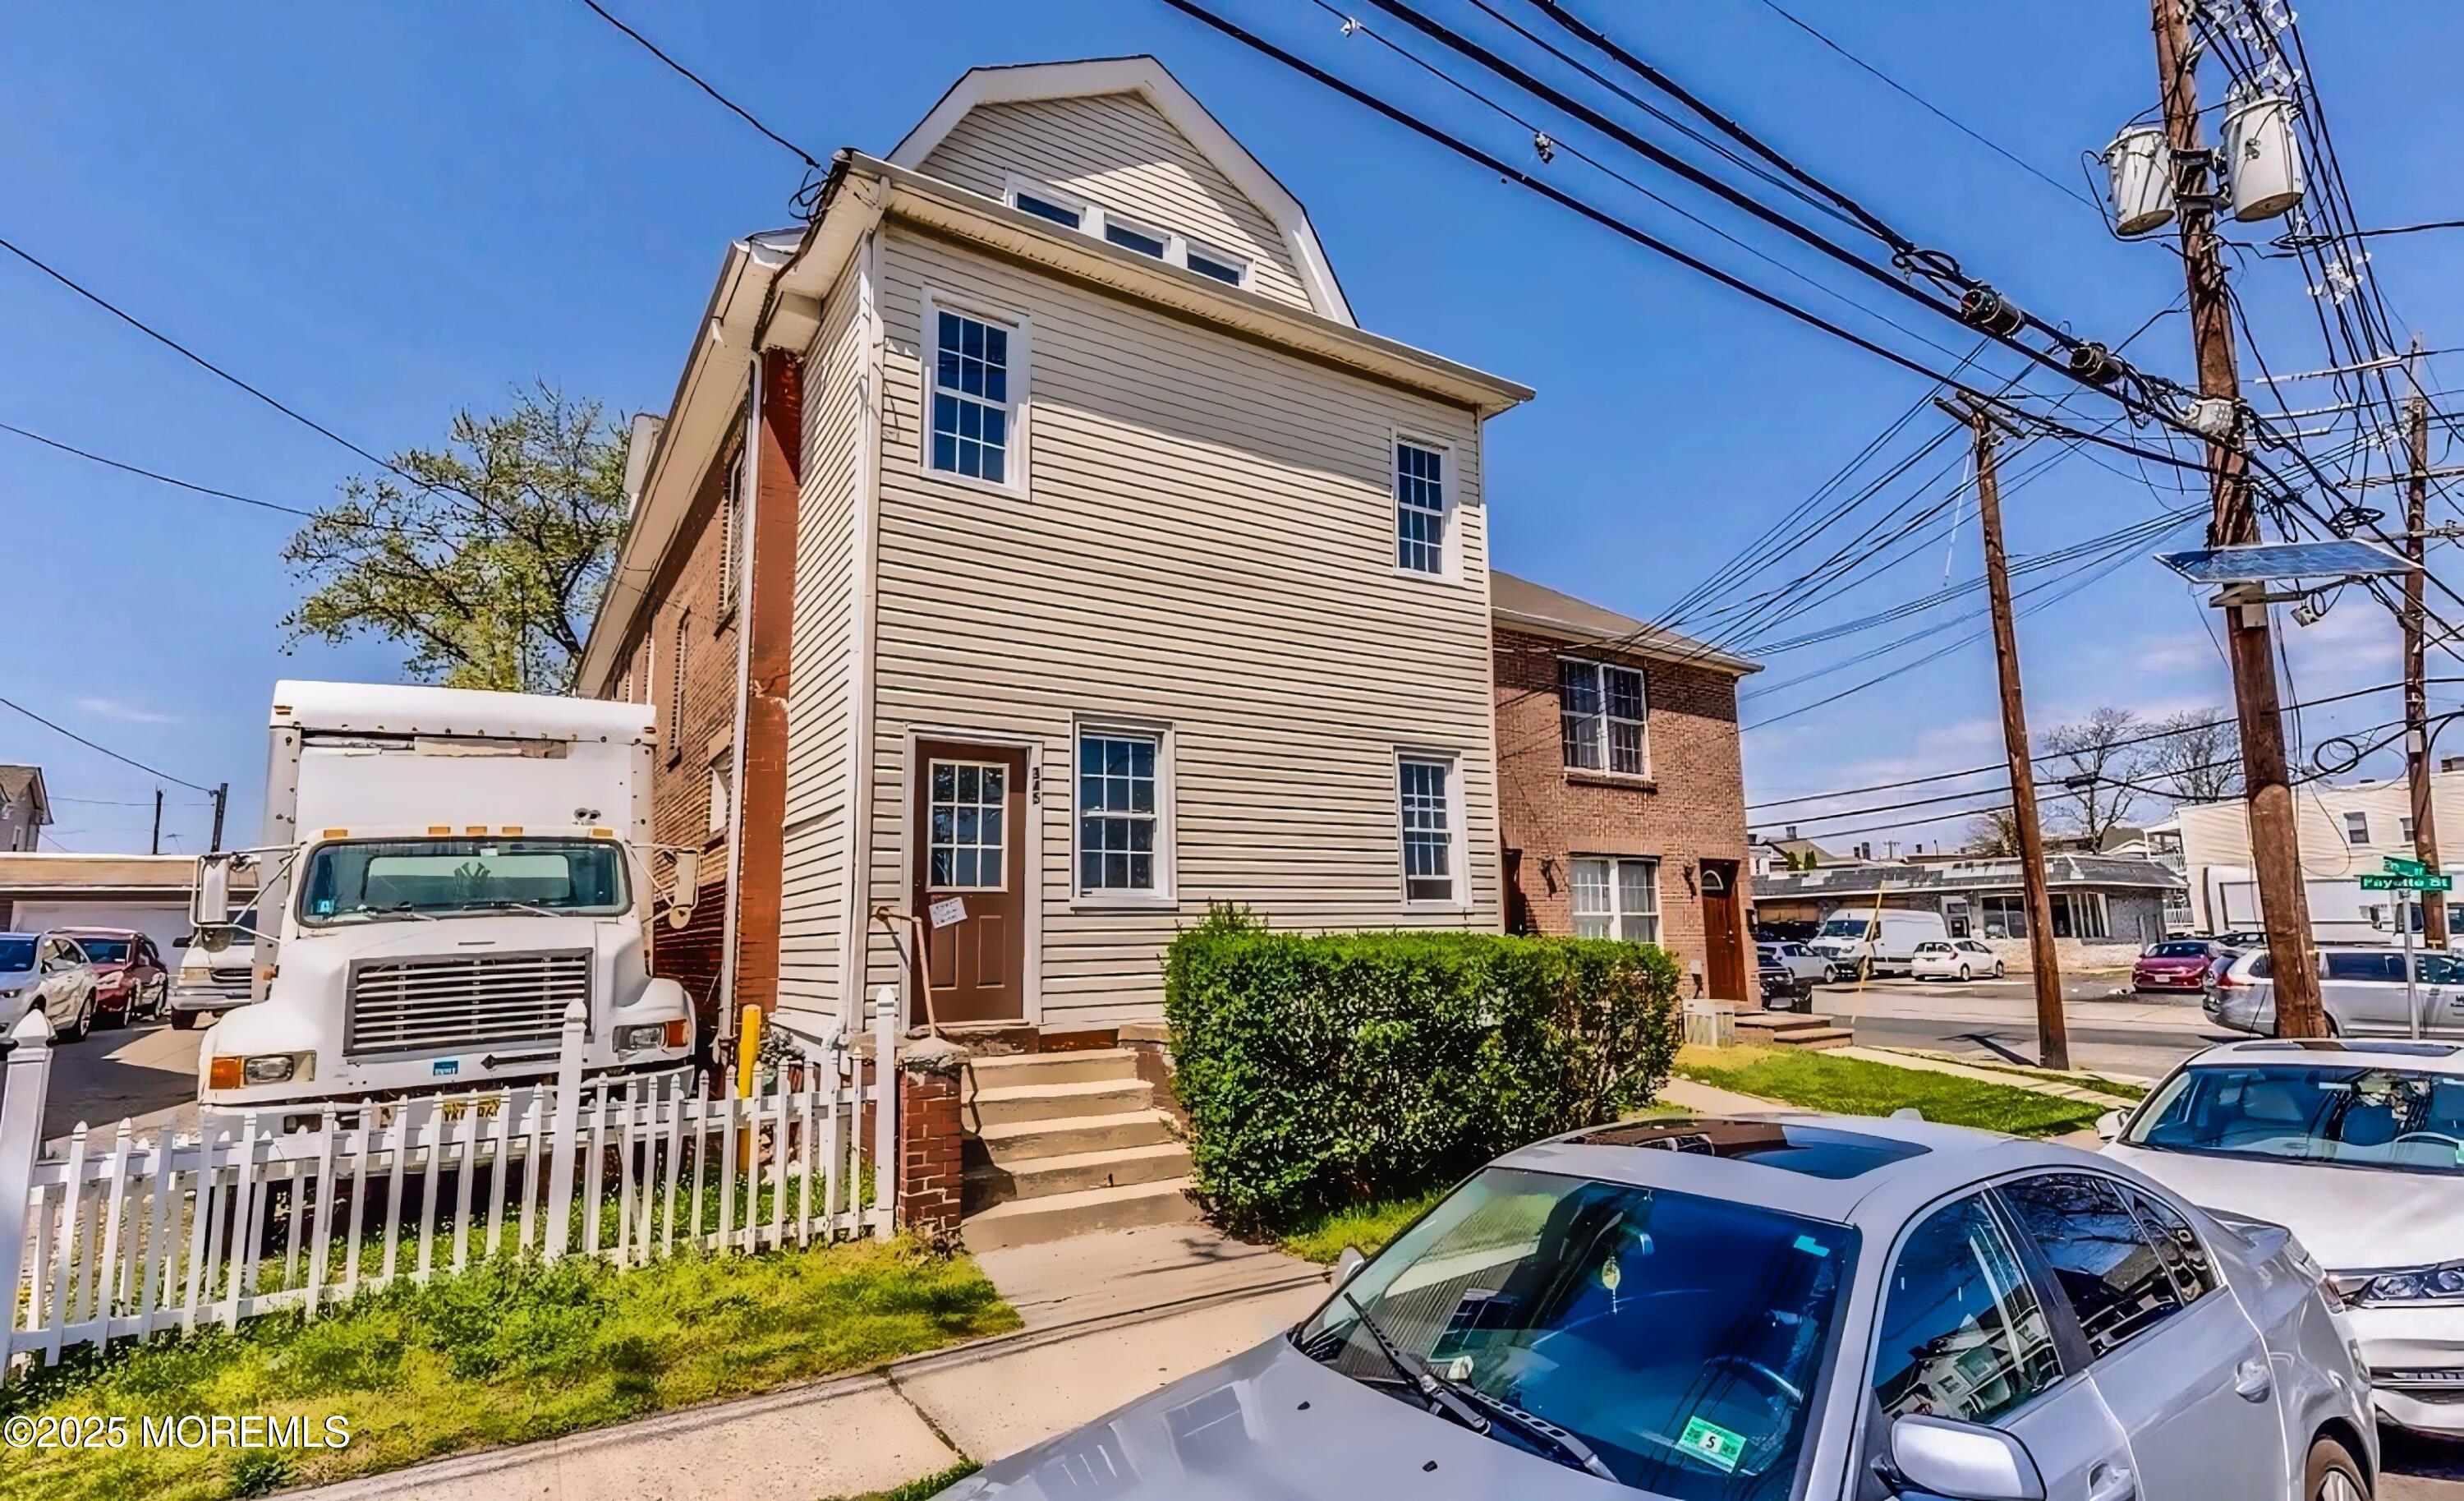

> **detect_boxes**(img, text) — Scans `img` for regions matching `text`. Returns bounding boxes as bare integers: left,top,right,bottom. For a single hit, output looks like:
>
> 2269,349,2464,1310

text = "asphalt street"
0,1011,203,1144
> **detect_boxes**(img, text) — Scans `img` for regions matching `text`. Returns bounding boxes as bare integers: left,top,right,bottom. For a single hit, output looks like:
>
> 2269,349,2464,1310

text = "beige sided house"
579,58,1532,1057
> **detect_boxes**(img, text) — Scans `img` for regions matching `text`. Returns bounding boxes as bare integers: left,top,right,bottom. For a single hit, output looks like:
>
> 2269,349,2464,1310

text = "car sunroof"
1573,1117,1929,1179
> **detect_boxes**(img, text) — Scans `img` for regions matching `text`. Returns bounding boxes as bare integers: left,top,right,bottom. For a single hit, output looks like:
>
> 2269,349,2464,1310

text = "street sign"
2361,873,2453,892
2384,855,2430,877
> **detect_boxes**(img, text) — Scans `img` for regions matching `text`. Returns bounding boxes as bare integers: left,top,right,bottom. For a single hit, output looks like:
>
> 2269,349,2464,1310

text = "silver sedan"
940,1112,2377,1501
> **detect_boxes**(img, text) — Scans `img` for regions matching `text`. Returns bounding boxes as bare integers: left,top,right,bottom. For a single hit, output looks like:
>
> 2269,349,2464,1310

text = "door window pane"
1999,1173,2186,1358
927,760,1006,890
1873,1196,2064,1425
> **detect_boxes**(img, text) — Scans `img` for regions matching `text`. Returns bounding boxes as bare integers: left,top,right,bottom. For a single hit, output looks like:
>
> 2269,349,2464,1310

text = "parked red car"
2132,937,2233,993
53,928,169,1025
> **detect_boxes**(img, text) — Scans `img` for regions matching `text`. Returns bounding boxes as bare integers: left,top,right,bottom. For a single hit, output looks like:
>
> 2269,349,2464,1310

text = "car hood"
954,1335,1664,1501
2108,1141,2462,1270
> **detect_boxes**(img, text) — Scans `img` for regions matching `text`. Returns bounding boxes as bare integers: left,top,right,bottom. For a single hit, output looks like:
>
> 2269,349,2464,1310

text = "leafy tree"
2040,707,2145,843
2142,708,2241,803
282,384,628,692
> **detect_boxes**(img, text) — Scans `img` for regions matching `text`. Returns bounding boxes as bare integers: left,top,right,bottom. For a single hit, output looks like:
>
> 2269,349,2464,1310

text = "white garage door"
10,901,191,953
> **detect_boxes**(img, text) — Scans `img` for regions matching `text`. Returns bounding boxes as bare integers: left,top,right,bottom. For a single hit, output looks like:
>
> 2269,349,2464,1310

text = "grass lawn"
1673,1044,2107,1137
1920,1054,2150,1102
828,1460,983,1501
0,1239,1018,1501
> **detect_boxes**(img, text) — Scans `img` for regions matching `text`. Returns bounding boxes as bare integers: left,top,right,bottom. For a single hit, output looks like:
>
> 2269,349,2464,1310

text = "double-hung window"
1558,659,1647,776
1570,857,1659,942
2345,811,2370,845
929,307,1017,486
1078,730,1162,895
1399,755,1460,902
1395,441,1447,574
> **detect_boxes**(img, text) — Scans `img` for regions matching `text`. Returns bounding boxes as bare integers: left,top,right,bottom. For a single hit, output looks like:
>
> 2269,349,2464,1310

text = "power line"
0,419,446,541
1745,0,2099,210
0,694,213,794
569,0,824,173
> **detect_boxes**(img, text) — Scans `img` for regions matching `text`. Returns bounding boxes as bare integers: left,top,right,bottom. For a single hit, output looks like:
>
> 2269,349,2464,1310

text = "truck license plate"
432,1059,460,1079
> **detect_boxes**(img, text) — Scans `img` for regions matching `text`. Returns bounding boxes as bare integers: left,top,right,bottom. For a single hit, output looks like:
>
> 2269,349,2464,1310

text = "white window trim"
1390,430,1461,583
1556,654,1651,780
2344,811,2370,845
1069,717,1178,911
1569,854,1662,943
1002,173,1253,292
1395,748,1471,909
917,288,1032,499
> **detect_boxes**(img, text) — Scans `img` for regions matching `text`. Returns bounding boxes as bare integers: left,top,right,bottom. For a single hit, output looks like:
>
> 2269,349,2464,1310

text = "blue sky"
4,0,2458,855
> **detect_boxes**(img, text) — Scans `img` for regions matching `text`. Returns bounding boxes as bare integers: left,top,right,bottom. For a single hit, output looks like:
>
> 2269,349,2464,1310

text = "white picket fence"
0,997,899,1370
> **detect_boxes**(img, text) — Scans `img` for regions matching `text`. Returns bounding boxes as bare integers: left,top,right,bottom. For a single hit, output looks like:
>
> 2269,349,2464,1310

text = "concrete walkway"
293,1225,1327,1501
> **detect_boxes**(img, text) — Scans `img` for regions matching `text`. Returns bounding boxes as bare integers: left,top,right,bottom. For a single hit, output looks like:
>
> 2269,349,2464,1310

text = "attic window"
1014,190,1083,231
1104,219,1169,259
1185,245,1248,288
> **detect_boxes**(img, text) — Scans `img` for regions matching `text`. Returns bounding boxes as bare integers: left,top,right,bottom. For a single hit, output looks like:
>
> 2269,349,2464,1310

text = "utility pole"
150,790,163,856
2152,0,2325,1035
209,782,228,854
1938,398,2069,1069
2406,335,2449,948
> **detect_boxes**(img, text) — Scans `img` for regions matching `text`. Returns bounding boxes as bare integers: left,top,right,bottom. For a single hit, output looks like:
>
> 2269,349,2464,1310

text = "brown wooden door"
1700,861,1746,1001
910,742,1027,1025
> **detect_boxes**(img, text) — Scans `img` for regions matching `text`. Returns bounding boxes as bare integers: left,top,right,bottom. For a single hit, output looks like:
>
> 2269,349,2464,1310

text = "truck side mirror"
192,854,232,935
668,849,701,930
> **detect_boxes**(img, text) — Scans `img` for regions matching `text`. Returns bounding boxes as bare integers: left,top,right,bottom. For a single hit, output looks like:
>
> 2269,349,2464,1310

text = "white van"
1806,908,1952,980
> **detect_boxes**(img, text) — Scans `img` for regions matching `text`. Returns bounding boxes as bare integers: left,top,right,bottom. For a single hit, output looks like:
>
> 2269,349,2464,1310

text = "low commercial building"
1750,854,2185,969
0,853,248,952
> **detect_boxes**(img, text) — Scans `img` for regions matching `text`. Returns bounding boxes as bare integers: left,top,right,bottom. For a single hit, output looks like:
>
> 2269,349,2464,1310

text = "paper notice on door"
928,896,968,929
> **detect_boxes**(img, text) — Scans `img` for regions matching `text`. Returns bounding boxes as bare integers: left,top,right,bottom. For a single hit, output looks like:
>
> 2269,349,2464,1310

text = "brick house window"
707,757,732,836
1558,659,1647,776
667,611,689,761
1571,857,1658,942
719,439,745,615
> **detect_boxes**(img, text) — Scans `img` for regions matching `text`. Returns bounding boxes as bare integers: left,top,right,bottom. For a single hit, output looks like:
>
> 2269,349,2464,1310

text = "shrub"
1162,907,1680,1234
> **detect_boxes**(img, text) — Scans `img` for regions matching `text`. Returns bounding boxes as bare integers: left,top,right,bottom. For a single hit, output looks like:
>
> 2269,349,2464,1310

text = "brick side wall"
1492,624,1754,999
731,349,802,1021
897,1061,965,1244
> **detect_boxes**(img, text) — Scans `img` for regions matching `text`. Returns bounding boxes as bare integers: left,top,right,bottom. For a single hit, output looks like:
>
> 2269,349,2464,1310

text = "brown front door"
910,742,1027,1025
1700,861,1746,1001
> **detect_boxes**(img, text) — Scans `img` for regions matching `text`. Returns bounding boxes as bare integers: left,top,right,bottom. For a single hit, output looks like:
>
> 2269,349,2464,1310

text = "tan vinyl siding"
915,94,1313,314
857,223,1500,1025
775,256,870,1030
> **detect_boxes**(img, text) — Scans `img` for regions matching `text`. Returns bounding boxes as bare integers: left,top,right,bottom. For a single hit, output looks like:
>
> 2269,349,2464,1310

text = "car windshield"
1294,1166,1855,1498
71,937,131,963
1817,918,1871,939
2126,1062,2464,1174
297,838,628,925
0,937,34,972
2148,942,2210,959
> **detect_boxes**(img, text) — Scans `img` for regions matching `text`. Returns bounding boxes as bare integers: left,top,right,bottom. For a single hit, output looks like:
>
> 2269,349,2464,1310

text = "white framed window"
922,293,1027,492
2402,815,2419,845
1397,753,1464,904
1003,176,1251,291
1395,438,1451,576
1570,856,1659,942
2345,811,2370,845
1558,658,1648,776
926,760,1008,891
1075,725,1173,900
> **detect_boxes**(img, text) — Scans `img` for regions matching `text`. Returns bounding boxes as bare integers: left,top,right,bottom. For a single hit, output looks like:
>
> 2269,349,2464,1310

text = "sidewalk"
293,1224,1328,1501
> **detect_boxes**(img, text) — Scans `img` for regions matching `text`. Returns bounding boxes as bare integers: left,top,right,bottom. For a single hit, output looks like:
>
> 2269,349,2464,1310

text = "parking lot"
0,1012,201,1144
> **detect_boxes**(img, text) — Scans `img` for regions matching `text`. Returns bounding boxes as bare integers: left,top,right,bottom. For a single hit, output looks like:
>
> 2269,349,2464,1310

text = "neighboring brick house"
1490,571,1759,1001
577,57,1532,1052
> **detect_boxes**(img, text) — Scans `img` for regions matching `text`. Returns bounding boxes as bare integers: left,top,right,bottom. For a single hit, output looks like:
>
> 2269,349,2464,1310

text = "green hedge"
1162,909,1681,1235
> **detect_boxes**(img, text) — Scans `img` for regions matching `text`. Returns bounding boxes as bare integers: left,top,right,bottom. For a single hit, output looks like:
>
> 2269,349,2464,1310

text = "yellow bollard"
736,1004,764,1098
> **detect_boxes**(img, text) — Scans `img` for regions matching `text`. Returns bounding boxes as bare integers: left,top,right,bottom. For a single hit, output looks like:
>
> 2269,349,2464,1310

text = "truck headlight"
2334,1260,2464,1306
208,1052,314,1090
618,1020,688,1053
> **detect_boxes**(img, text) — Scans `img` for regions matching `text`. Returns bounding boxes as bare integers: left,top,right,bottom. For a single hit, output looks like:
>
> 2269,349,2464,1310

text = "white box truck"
1806,908,1951,980
189,680,700,1117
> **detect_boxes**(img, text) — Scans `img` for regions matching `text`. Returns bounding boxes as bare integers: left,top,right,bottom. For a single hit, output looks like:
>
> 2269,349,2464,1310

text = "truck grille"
347,950,591,1056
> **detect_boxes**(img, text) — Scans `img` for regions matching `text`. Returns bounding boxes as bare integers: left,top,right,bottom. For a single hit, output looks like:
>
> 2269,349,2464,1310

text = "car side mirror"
1331,1245,1368,1291
2095,1109,2126,1144
172,935,189,949
1888,1416,2045,1500
192,854,232,932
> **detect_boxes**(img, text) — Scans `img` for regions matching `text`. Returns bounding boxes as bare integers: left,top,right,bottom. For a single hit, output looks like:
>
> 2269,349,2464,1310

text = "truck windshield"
297,838,628,925
1817,918,1873,939
1294,1166,1854,1498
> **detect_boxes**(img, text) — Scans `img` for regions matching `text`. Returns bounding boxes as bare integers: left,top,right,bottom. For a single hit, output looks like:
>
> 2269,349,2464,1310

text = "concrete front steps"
960,1048,1198,1252
1734,1010,1855,1051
